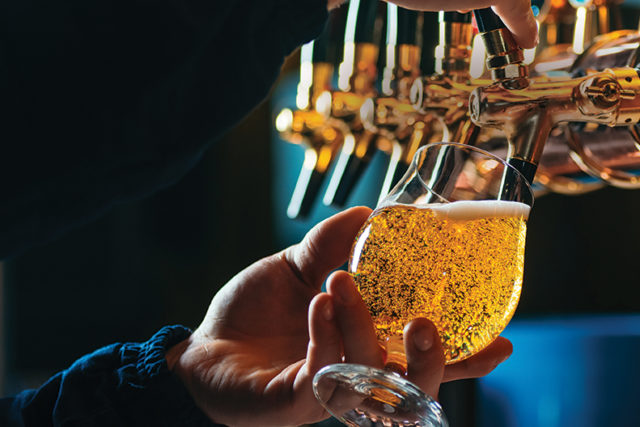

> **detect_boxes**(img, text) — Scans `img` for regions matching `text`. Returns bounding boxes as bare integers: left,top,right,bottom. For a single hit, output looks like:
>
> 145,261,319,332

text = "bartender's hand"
327,0,538,49
166,207,513,427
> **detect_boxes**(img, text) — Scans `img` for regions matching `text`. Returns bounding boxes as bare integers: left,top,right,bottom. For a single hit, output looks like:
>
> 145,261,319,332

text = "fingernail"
323,299,334,321
413,327,433,352
335,280,358,306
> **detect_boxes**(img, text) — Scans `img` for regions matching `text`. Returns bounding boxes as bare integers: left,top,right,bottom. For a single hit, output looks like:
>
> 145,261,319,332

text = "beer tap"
570,1,637,74
539,0,576,48
358,7,436,204
470,7,640,194
275,2,640,207
321,0,384,208
410,11,487,149
531,0,635,193
532,0,579,75
554,43,640,191
532,0,640,193
275,6,348,219
570,0,624,54
532,0,626,76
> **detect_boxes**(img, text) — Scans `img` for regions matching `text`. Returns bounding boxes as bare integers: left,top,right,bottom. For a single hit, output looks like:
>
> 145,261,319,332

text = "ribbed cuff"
116,325,220,426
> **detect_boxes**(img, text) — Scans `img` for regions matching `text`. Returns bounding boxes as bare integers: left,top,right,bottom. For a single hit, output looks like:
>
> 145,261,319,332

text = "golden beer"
349,200,530,364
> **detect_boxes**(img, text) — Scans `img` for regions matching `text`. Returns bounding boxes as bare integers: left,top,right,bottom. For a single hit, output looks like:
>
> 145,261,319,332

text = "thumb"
284,206,372,288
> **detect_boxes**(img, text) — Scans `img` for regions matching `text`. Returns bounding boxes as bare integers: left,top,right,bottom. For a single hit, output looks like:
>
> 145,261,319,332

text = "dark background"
4,3,640,427
2,96,275,391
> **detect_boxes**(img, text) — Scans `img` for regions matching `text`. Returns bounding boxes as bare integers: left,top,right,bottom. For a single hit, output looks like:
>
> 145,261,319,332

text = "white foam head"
424,200,531,221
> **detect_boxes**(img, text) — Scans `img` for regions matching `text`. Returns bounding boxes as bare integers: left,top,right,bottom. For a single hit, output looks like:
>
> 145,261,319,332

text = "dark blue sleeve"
0,0,328,259
0,325,220,427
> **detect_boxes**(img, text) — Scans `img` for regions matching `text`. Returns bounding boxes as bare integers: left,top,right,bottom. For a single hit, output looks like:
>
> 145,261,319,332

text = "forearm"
0,326,217,427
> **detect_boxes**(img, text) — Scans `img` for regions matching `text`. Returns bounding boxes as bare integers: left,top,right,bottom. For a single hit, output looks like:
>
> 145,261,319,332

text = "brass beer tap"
277,1,640,215
531,0,625,76
321,0,384,207
470,8,640,191
410,11,484,145
570,0,624,54
358,7,436,204
275,6,348,219
532,0,579,75
532,0,632,193
538,0,576,48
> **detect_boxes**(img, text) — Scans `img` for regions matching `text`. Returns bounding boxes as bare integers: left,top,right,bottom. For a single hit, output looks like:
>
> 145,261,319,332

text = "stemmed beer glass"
313,142,534,426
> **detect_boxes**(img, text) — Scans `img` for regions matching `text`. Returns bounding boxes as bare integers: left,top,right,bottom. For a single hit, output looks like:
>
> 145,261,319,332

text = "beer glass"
313,142,534,427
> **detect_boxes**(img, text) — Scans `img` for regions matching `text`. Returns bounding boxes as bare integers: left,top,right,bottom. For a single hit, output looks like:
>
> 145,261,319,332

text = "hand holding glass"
313,142,534,427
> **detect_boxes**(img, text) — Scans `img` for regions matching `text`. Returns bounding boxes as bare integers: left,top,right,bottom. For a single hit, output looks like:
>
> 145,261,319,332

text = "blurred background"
4,1,640,426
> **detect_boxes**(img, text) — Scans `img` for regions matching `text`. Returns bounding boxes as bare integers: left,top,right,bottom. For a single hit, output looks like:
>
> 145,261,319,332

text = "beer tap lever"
373,8,427,204
275,6,348,219
473,7,506,32
322,0,384,208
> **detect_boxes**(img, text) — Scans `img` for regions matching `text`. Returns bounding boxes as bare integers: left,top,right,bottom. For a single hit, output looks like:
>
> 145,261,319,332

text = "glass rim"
411,142,535,206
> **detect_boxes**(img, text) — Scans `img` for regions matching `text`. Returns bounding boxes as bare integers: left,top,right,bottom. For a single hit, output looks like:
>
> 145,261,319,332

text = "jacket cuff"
116,325,220,426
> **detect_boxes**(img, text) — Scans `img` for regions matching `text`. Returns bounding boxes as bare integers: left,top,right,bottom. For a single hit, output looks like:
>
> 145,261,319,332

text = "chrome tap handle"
313,2,349,65
473,7,506,32
383,8,423,97
396,7,422,46
443,11,472,24
353,0,384,44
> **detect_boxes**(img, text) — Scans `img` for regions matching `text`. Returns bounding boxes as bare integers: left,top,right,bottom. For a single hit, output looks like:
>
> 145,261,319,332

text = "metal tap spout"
321,0,384,208
276,5,348,219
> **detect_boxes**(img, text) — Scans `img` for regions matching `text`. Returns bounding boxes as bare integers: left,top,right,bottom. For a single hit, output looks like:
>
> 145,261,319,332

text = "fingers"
298,274,383,422
306,293,342,374
285,206,372,289
305,271,383,373
404,319,513,399
492,0,538,49
294,292,346,424
443,337,513,382
327,271,383,367
307,284,511,408
404,318,445,399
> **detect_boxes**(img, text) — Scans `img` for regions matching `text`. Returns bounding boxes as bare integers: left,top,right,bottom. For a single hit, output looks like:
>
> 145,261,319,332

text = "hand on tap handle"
329,0,538,49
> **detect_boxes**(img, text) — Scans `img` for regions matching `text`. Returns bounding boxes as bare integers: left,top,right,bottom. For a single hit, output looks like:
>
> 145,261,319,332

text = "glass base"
313,363,448,427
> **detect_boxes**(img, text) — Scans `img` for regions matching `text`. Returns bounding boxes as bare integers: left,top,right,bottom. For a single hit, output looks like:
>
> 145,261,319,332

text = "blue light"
531,5,540,17
477,314,640,427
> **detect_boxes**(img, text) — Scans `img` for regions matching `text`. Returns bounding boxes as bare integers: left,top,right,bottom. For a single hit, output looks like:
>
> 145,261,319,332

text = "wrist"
114,326,216,426
164,334,227,426
166,336,192,372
